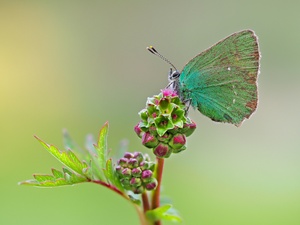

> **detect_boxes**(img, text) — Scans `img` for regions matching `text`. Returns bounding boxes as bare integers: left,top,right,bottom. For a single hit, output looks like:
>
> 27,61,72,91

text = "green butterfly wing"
179,30,260,126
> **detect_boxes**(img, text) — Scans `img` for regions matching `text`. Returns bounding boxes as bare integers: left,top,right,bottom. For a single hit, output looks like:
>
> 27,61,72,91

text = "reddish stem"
91,180,149,225
142,192,150,212
91,180,126,199
152,157,164,225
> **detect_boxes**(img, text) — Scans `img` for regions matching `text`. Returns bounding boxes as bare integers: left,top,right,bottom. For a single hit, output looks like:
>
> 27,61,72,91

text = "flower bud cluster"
134,89,196,158
115,152,157,194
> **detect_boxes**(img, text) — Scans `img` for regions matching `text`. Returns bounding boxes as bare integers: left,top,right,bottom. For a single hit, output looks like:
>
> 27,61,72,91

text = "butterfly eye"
170,71,180,80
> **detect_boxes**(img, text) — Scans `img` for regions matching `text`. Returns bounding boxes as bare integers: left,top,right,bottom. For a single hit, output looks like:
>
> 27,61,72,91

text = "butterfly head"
168,68,180,82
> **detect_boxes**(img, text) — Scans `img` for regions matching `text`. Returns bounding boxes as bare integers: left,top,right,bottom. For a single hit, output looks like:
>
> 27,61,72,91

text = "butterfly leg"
165,80,174,89
183,98,192,116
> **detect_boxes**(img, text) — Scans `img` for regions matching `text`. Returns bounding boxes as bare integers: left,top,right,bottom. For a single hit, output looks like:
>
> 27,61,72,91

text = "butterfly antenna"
147,46,178,71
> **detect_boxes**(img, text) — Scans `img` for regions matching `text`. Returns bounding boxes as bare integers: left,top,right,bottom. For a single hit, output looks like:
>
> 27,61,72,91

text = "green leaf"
146,204,182,223
94,122,109,171
51,168,64,179
19,167,88,187
88,159,104,181
33,174,55,182
103,158,124,192
35,136,89,177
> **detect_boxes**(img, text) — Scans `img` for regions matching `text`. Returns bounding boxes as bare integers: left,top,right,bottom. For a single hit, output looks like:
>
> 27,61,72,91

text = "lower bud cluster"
116,152,157,194
134,89,196,158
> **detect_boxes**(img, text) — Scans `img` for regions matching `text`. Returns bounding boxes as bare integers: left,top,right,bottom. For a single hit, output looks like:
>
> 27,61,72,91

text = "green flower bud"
121,168,131,177
157,132,172,143
139,109,148,121
148,125,158,136
154,116,175,136
158,98,173,115
172,145,186,154
139,161,149,170
130,177,142,187
132,185,145,194
133,152,144,163
115,165,122,175
120,178,130,188
135,89,196,158
128,158,138,168
116,152,157,194
118,158,128,167
171,106,185,127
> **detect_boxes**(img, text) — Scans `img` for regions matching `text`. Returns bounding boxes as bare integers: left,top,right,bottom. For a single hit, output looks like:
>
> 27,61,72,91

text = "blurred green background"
1,1,299,224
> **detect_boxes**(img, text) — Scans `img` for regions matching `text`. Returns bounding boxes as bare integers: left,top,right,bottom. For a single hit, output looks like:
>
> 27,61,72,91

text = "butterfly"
147,29,260,126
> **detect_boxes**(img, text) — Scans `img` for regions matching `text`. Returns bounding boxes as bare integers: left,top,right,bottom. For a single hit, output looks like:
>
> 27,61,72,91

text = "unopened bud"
142,132,159,148
169,133,186,150
145,178,158,191
153,143,172,158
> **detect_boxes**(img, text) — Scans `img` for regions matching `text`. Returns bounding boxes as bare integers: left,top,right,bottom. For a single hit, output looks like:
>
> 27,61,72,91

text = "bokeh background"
1,1,299,224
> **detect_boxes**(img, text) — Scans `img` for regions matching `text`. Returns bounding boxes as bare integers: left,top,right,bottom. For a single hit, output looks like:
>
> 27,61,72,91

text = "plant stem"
151,157,164,225
91,180,127,200
134,205,149,225
142,192,150,212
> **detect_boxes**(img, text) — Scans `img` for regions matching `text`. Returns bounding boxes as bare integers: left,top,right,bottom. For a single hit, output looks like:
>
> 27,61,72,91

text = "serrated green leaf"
103,159,124,192
103,158,113,181
64,171,87,183
146,204,182,223
18,179,40,186
86,151,106,181
33,174,55,182
19,167,88,187
62,167,73,176
35,136,89,177
88,159,104,181
52,168,64,178
39,178,69,186
95,122,109,171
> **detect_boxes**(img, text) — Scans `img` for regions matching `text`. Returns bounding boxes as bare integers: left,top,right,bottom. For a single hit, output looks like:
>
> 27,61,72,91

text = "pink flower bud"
123,152,134,159
141,170,152,182
145,179,157,191
142,132,159,148
118,158,128,167
128,158,138,168
184,121,197,137
132,168,142,177
130,177,142,187
153,143,172,158
169,134,186,150
162,89,177,97
134,123,143,138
